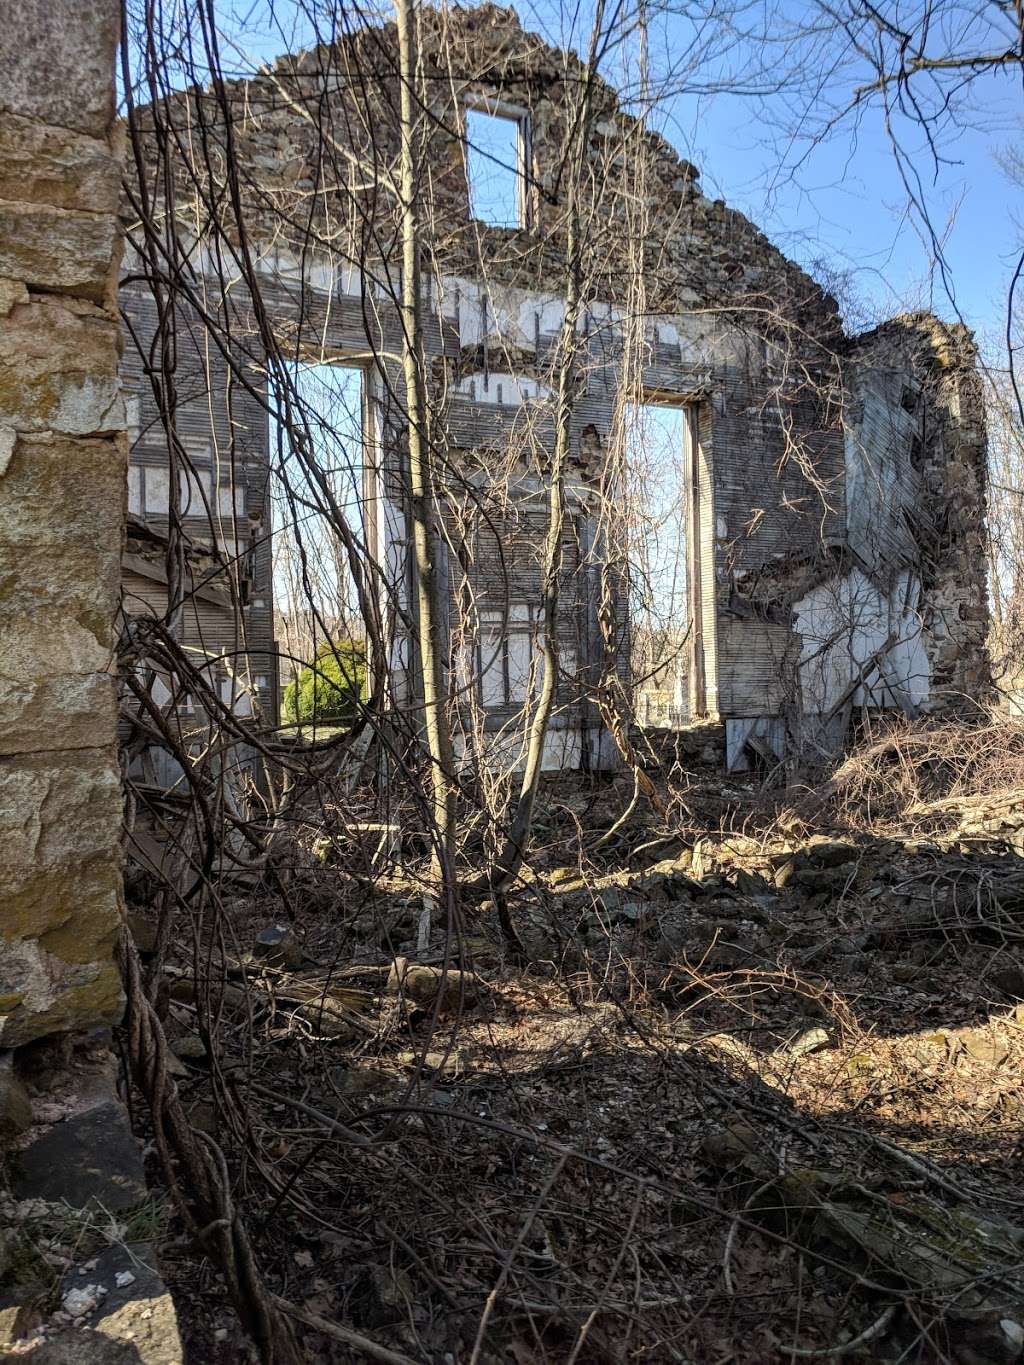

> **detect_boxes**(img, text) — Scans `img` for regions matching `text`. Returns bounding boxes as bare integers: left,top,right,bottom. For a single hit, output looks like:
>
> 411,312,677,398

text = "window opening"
465,105,526,228
271,362,368,723
478,604,541,708
622,403,692,727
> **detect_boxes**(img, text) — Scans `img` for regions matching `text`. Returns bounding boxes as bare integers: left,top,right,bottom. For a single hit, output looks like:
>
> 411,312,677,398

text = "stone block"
0,751,122,927
0,0,120,137
0,542,122,637
73,1241,183,1365
0,610,113,686
0,433,125,544
0,751,123,1047
14,1101,146,1211
0,114,120,214
0,668,117,758
0,299,123,433
0,200,121,304
0,936,122,1049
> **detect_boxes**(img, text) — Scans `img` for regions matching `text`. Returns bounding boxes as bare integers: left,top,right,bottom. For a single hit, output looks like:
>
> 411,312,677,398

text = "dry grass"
798,709,1024,838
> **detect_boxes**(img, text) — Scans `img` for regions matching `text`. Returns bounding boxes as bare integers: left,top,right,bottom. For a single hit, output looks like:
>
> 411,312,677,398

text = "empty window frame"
478,604,542,708
465,101,528,229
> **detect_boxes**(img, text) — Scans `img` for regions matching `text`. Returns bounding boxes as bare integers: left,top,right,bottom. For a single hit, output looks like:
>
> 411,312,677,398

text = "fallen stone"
803,839,859,867
963,1034,1009,1067
597,887,624,916
698,1122,762,1173
773,857,797,890
12,1099,147,1213
253,923,302,971
788,1027,830,1057
396,1049,465,1075
628,870,700,901
387,957,483,1013
288,995,357,1040
329,1065,403,1100
734,868,772,897
61,1241,182,1365
0,1056,33,1144
788,864,853,891
14,1330,139,1362
0,1293,44,1346
63,1283,106,1318
169,1034,207,1063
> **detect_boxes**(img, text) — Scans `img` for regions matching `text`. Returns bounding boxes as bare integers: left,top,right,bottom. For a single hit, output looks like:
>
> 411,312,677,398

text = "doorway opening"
622,400,705,726
272,361,370,731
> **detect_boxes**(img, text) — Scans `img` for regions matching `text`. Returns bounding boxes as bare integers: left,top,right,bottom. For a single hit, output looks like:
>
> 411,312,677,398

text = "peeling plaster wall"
844,315,990,709
0,0,126,1047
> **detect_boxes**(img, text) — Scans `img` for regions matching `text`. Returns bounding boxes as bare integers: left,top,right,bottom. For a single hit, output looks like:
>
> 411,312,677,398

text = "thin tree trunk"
394,0,457,875
473,7,606,900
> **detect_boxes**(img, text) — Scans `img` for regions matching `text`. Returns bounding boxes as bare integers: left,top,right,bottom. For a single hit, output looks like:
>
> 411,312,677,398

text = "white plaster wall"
455,371,552,405
794,567,931,713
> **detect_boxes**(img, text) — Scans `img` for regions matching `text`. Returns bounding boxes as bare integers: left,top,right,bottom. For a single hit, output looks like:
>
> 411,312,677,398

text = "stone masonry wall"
0,0,126,1048
124,2,988,740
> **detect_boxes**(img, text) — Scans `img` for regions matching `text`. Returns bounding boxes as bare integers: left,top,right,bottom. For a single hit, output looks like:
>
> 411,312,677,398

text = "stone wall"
121,2,989,764
0,0,126,1049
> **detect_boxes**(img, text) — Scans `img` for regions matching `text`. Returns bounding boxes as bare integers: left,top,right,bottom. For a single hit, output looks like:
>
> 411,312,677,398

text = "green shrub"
282,638,367,727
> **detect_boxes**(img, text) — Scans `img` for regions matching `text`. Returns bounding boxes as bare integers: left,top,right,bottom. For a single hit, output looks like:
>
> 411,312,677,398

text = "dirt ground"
129,718,1024,1364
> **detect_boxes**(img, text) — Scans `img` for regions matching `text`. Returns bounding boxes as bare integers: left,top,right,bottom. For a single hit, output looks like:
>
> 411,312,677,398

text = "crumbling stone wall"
0,0,126,1048
124,3,849,744
123,3,989,762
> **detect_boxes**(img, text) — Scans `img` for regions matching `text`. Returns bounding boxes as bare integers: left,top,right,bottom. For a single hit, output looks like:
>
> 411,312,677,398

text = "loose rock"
387,957,483,1013
0,1058,33,1143
253,924,302,971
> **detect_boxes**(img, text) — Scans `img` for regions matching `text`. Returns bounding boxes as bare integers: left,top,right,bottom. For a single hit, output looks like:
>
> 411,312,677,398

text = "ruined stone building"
115,3,988,785
0,0,991,1047
0,0,993,1346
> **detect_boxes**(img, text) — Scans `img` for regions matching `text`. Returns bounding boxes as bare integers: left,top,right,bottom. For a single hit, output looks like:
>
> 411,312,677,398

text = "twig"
273,1297,420,1365
785,1303,897,1358
244,1079,373,1147
468,1152,569,1365
847,1128,1024,1211
724,1177,778,1296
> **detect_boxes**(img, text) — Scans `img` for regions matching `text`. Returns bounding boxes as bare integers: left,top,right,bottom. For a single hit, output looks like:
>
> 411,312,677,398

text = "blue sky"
656,64,1024,351
512,0,1024,350
146,0,1024,350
